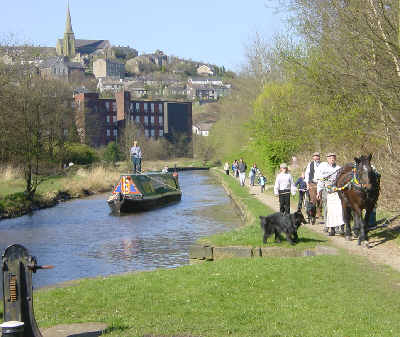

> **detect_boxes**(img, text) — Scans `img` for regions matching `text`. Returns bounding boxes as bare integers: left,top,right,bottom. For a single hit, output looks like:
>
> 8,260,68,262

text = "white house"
192,122,213,136
197,64,214,76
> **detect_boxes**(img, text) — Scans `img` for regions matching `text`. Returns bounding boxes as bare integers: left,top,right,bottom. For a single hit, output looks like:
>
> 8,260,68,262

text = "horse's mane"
334,163,353,186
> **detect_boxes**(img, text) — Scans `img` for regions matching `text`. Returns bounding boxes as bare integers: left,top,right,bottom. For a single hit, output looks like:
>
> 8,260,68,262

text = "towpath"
240,178,400,272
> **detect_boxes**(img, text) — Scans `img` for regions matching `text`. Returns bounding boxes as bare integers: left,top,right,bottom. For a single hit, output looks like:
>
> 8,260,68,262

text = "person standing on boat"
130,141,142,174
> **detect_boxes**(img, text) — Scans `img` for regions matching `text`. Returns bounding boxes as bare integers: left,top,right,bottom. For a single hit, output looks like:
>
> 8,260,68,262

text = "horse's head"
353,154,373,190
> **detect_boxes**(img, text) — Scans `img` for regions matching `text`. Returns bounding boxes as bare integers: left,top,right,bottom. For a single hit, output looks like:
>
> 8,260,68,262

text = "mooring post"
0,321,24,337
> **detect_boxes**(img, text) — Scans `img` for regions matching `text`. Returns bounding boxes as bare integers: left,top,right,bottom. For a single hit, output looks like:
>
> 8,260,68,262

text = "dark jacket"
295,177,307,190
238,161,247,173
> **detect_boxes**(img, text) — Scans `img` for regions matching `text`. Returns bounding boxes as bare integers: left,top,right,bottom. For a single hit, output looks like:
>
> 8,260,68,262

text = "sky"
0,1,288,72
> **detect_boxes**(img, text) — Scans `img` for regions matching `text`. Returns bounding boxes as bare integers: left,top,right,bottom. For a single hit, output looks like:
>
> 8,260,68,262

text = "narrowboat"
107,172,181,213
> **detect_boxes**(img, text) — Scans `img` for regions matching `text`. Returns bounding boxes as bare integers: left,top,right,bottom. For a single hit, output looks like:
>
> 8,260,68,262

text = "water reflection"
0,171,241,289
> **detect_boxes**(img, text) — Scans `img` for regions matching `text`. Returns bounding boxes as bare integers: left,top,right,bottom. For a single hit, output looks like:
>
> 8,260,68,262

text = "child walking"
259,174,266,193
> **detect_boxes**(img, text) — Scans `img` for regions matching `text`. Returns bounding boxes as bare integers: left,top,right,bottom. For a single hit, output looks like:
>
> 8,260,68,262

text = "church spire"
63,1,75,58
65,2,73,34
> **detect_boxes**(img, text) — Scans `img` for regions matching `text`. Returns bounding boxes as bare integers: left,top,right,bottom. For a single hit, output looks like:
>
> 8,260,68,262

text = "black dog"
305,200,316,225
260,210,307,245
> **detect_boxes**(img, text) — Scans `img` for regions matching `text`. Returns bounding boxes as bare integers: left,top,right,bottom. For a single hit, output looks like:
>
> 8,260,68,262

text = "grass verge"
198,169,327,248
20,256,400,336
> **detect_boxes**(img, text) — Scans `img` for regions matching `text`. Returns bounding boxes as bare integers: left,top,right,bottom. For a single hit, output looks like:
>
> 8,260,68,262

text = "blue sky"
0,1,288,71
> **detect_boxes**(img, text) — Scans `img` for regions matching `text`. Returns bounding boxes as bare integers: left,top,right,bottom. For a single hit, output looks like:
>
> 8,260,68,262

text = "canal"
0,171,241,290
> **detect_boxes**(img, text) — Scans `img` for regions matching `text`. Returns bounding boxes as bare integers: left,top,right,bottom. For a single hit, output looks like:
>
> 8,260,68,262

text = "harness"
325,164,368,193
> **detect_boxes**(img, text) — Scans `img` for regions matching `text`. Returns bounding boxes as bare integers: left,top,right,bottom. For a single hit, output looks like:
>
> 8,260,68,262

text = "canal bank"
0,171,242,290
196,168,327,249
30,247,400,337
0,164,211,220
5,171,400,336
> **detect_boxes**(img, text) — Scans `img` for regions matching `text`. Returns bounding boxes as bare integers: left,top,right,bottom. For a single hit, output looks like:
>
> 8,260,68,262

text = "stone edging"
190,244,339,261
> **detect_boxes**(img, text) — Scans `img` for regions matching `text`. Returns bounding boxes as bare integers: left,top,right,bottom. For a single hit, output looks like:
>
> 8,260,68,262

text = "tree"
0,61,74,198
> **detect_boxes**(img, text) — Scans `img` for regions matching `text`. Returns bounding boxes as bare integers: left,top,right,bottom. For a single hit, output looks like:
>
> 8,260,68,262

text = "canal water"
0,171,241,290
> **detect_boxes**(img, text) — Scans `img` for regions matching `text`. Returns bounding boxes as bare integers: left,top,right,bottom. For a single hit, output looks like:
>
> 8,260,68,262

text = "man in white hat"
274,163,296,215
316,153,344,236
304,152,322,218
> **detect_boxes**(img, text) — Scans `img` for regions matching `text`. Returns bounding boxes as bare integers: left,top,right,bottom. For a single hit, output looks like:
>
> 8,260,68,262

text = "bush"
64,143,99,165
103,142,123,163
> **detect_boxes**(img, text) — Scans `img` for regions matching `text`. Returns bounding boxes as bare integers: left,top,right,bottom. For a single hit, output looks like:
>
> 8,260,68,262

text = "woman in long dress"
316,153,344,236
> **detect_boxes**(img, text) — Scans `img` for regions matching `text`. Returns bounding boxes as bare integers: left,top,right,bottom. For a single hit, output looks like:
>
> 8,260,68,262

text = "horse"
335,154,380,247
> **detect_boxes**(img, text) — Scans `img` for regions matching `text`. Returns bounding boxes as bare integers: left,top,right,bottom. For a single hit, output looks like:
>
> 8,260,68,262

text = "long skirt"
326,191,344,228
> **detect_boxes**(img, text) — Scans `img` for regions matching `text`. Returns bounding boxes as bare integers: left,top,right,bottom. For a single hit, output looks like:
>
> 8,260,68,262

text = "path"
237,174,400,272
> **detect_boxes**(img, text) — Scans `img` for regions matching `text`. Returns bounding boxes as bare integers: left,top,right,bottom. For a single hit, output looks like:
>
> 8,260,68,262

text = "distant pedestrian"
130,141,142,174
274,163,296,215
232,160,239,178
238,158,247,186
295,173,307,211
305,152,322,218
249,163,257,186
259,174,266,193
224,162,230,175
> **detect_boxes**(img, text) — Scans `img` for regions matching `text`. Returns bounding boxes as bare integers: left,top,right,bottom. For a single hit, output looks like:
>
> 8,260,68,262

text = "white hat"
326,152,336,157
280,163,288,169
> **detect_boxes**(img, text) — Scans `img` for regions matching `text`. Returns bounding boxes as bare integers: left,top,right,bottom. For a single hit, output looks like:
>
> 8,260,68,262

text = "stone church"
56,4,111,62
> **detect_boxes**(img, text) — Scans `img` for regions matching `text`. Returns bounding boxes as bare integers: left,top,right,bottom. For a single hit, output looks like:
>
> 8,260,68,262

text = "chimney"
115,90,131,121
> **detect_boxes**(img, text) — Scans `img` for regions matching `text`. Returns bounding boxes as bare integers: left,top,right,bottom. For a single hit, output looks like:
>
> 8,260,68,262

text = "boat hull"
107,172,181,214
108,191,182,213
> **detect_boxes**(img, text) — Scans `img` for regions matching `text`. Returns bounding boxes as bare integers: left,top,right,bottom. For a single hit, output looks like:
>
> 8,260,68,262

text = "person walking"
249,163,257,186
274,163,296,215
316,153,344,236
295,173,307,211
304,152,322,218
224,162,230,175
238,158,247,187
232,160,238,178
130,141,142,174
259,174,266,193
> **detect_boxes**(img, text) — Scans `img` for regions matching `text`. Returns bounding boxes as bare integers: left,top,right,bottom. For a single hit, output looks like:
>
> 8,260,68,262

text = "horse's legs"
358,216,370,248
353,212,368,246
343,207,352,241
364,207,372,231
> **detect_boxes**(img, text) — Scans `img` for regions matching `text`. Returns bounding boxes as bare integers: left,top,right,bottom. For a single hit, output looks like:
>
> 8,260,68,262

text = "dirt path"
241,178,400,272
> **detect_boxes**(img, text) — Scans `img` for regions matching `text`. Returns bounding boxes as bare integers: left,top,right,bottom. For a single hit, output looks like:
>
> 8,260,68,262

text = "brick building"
74,91,192,148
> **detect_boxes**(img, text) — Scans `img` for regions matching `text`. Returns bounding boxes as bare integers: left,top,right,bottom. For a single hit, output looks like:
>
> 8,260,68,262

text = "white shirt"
304,160,321,184
316,162,341,193
274,172,295,195
130,146,142,158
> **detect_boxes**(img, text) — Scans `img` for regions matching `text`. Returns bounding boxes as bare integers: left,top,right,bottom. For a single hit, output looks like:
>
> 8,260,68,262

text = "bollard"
2,244,54,337
0,321,24,337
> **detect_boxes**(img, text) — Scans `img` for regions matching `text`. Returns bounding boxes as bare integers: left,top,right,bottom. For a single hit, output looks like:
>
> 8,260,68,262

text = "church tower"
63,3,76,58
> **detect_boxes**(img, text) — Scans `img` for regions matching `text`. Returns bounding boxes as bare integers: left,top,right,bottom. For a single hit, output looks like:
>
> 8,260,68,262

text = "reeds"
65,165,120,196
0,165,23,181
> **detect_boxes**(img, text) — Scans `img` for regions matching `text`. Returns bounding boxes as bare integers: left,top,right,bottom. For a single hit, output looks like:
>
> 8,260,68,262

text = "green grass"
200,169,327,248
24,256,400,337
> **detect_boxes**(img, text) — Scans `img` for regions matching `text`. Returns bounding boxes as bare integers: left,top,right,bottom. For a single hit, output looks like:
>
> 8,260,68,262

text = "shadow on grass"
101,324,130,336
297,237,327,244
